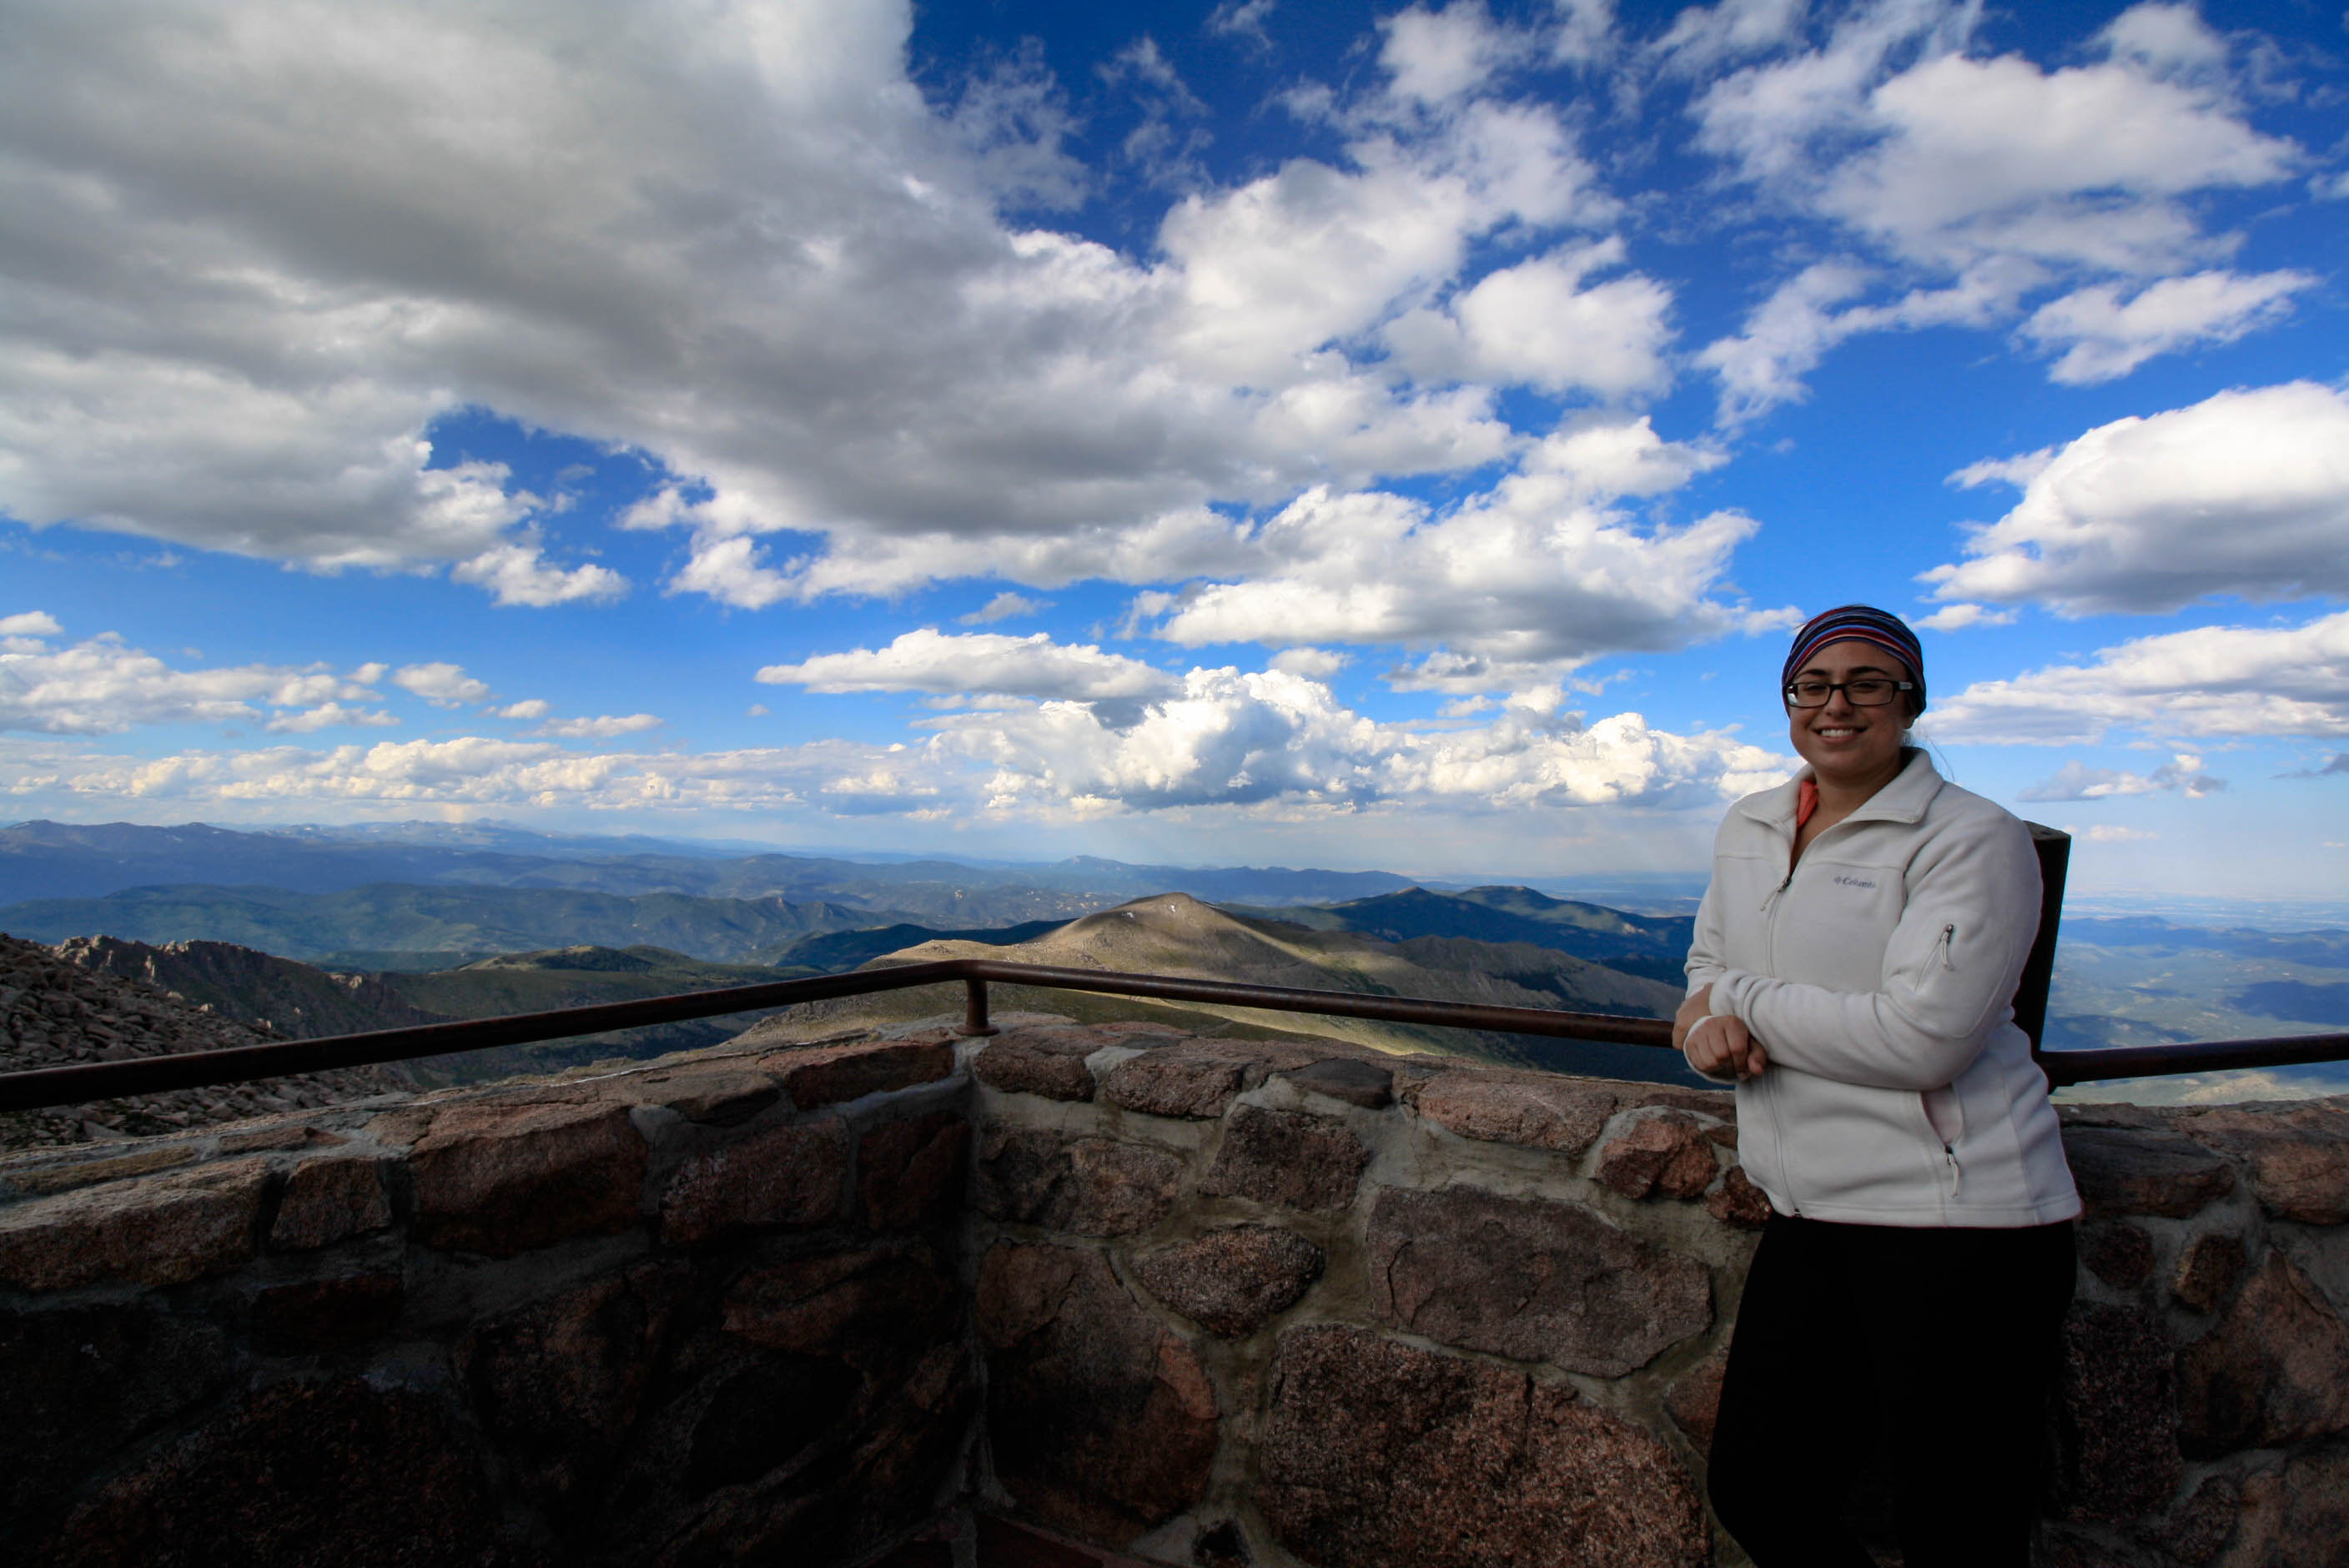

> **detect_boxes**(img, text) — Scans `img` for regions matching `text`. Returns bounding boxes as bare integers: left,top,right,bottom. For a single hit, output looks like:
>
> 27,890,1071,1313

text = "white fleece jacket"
1685,749,2080,1227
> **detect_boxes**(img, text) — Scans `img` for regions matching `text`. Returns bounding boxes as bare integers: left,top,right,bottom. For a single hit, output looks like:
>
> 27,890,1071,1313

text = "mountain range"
6,817,2346,1107
46,934,801,1088
0,819,1418,908
1226,886,1696,988
0,882,905,967
737,891,1701,1085
23,902,1702,1088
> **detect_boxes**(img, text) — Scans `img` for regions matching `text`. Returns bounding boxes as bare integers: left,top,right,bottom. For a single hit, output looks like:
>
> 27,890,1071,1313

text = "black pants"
1708,1212,2075,1568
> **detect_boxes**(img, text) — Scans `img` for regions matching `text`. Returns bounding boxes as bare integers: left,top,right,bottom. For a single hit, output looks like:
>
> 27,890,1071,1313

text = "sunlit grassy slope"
735,892,1703,1085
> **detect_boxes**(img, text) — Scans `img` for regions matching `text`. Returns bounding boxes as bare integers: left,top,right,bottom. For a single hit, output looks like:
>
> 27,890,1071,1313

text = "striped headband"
1782,605,1926,714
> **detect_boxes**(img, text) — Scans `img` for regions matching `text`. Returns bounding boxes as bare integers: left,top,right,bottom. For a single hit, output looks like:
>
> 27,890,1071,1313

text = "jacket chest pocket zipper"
1932,923,1955,970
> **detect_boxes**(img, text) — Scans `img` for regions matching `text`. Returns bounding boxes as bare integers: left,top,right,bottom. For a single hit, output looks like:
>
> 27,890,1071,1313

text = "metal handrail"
2035,1032,2349,1088
1,953,2343,1113
0,957,1670,1113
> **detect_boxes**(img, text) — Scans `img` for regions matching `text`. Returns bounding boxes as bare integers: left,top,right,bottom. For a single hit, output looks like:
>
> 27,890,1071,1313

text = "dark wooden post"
960,976,999,1037
2016,822,2070,1071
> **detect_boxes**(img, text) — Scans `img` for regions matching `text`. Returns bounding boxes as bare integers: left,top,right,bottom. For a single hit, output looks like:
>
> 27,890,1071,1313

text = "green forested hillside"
380,945,798,1083
384,944,784,1018
771,918,1072,972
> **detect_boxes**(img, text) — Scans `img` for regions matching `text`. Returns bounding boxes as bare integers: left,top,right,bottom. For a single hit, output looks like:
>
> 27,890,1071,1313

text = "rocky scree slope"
54,933,444,1039
45,933,812,1093
0,934,412,1150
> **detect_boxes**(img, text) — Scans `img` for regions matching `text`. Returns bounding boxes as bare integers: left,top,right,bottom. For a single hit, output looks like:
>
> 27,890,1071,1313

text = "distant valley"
2040,916,2349,1103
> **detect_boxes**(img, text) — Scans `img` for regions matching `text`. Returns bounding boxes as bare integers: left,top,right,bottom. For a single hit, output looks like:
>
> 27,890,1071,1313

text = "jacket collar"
1738,746,1943,831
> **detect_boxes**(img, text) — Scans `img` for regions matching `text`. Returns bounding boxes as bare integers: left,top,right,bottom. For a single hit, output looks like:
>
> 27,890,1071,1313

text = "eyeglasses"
1783,677,1914,708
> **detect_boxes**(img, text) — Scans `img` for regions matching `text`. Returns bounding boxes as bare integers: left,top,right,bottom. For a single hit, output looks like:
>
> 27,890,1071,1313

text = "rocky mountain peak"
52,933,442,1039
1,934,413,1151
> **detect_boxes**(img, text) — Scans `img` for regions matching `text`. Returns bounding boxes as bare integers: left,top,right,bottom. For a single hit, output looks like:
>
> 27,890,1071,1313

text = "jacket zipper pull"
1944,1143,1961,1194
1934,923,1955,970
1762,822,1798,914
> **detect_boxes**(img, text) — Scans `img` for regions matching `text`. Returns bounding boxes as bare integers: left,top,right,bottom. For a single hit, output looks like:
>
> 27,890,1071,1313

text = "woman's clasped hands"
1674,984,1768,1080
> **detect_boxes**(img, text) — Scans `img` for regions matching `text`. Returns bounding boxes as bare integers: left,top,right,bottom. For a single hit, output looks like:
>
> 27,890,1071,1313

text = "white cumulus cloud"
0,0,1670,649
535,713,664,739
1929,382,2349,615
1143,417,1769,683
2020,269,2317,385
1379,2,1539,107
935,666,1789,812
960,592,1049,626
0,636,385,734
2020,753,2226,801
1912,603,2015,632
1207,0,1276,50
264,702,400,734
1652,0,1809,75
1927,610,2349,744
1691,1,2307,417
391,663,493,706
0,682,1792,826
1155,98,1609,385
757,630,1181,703
1269,647,1351,678
450,540,629,607
1383,239,1675,398
1813,45,2295,274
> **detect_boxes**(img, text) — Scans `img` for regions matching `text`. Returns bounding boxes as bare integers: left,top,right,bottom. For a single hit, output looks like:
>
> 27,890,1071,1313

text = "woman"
1676,605,2079,1568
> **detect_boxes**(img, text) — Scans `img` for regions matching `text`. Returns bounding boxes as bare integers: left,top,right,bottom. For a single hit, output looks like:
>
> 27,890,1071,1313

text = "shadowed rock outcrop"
0,934,410,1150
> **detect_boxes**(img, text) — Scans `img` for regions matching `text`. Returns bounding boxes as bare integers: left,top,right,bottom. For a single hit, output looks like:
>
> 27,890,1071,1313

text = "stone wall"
3,1014,2346,1566
0,1029,975,1566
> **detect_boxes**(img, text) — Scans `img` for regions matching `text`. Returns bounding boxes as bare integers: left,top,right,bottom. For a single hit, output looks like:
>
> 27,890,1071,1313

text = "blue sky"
2,0,2346,900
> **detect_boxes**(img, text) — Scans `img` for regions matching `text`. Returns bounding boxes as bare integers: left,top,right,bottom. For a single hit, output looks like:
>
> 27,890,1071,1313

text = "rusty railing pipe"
2036,1030,2349,1088
961,976,998,1038
0,959,976,1113
2,954,2344,1114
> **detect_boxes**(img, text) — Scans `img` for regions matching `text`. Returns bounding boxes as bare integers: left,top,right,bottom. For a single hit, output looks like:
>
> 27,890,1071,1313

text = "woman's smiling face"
1786,638,1914,788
